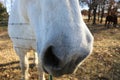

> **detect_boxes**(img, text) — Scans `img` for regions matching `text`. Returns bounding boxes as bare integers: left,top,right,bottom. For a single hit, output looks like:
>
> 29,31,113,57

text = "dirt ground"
0,24,120,80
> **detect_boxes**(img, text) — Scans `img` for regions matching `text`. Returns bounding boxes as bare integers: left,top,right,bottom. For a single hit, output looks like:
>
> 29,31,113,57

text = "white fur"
8,0,94,80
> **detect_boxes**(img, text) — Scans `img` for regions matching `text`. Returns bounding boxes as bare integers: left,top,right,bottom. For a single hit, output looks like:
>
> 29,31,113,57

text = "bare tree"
79,0,93,22
80,0,101,24
100,0,106,23
79,0,119,24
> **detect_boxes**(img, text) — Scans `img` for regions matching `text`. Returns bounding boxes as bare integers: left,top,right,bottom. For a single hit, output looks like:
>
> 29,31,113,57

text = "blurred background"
0,0,120,80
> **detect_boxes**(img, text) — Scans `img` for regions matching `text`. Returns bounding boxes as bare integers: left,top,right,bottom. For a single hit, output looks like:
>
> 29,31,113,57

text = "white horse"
8,0,94,80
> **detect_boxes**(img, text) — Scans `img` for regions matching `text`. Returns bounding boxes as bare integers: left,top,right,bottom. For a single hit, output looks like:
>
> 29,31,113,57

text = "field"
0,24,120,80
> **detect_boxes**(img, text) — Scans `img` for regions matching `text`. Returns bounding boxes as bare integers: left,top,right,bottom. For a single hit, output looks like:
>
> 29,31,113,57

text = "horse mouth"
42,57,86,77
42,46,89,77
42,62,75,77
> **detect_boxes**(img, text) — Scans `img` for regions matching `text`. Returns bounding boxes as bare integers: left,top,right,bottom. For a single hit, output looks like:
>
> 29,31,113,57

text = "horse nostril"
43,46,60,67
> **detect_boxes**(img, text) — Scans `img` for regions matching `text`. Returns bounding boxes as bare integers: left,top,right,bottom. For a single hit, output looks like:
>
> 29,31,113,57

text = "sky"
0,0,119,15
0,0,89,14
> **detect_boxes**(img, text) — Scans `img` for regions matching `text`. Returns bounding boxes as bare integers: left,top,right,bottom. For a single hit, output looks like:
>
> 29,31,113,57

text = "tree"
0,3,6,18
92,0,98,24
100,0,106,23
0,3,8,25
79,0,101,24
79,0,119,24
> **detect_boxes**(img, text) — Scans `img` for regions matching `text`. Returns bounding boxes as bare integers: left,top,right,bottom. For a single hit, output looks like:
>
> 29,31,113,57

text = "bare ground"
0,25,120,80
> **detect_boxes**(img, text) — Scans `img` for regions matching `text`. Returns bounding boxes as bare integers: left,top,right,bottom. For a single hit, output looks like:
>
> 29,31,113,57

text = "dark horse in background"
105,14,118,28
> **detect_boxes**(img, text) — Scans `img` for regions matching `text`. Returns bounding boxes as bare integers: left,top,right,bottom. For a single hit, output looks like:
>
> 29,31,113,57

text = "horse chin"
42,62,75,77
42,56,85,77
41,45,90,77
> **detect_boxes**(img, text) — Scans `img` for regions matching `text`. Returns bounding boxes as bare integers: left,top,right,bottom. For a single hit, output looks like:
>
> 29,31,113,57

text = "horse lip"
43,66,48,74
42,61,75,77
52,66,62,71
43,65,62,74
42,55,88,77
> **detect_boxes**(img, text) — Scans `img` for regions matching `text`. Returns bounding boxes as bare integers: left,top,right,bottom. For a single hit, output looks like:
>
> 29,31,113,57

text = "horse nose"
43,46,61,68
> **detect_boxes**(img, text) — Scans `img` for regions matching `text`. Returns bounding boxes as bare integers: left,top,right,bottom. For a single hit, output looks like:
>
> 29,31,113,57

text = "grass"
0,24,120,80
0,26,7,32
72,24,120,80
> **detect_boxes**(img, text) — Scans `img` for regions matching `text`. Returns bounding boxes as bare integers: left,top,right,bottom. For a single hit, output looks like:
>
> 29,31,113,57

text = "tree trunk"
93,6,97,24
88,6,92,22
100,0,105,23
100,7,104,23
98,5,101,22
